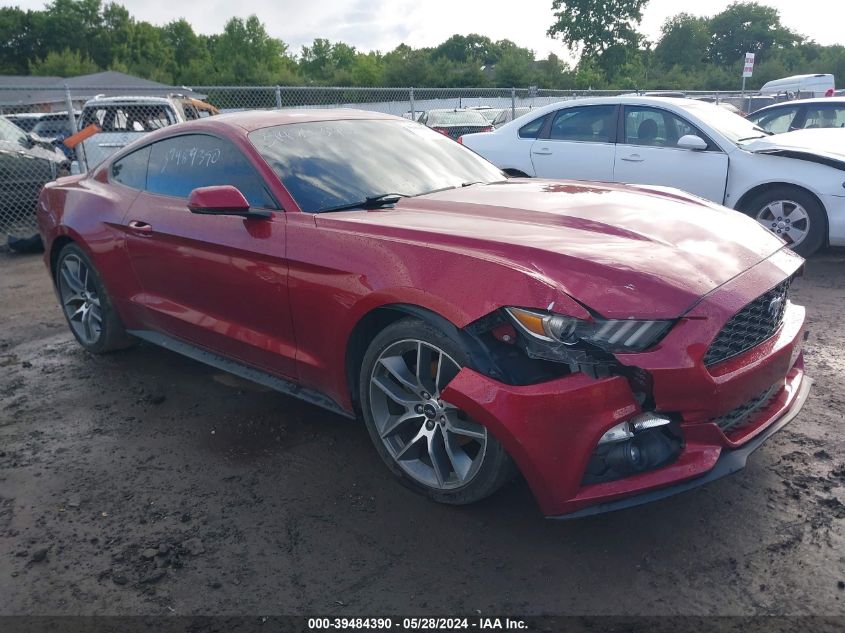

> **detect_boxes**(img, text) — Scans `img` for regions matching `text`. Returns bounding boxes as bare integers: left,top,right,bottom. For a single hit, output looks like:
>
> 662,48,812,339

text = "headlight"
505,307,673,353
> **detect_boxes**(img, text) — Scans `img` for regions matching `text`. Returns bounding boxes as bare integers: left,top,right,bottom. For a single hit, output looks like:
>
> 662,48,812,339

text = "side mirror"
677,134,708,151
187,185,271,220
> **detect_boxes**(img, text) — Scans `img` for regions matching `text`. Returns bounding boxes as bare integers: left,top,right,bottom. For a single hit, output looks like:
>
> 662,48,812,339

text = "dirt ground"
0,247,843,617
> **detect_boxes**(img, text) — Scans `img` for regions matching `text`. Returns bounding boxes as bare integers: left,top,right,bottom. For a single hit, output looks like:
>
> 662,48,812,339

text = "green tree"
707,2,802,66
299,38,335,83
350,51,384,86
39,0,104,61
29,47,99,76
90,2,131,69
494,45,537,87
382,44,433,86
433,34,500,66
654,13,710,70
0,7,40,74
536,53,571,88
123,21,175,83
548,0,649,57
161,19,210,84
210,16,295,85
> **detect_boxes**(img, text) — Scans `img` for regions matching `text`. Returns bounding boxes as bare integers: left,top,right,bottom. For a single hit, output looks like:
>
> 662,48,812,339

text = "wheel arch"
734,181,829,245
49,235,77,281
344,303,495,412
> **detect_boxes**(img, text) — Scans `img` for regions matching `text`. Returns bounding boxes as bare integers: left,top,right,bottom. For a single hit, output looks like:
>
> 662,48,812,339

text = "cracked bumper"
441,250,810,518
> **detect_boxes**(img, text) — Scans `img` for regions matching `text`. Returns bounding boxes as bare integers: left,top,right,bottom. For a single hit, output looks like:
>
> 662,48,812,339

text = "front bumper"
441,249,811,518
553,373,811,519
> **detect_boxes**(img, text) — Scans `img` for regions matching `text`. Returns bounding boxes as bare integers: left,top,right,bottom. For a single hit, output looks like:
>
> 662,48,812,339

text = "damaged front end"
453,304,685,506
444,249,809,517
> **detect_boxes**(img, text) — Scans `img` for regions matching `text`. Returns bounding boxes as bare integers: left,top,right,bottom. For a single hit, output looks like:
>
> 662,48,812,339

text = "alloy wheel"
58,254,103,346
755,199,810,248
368,339,488,490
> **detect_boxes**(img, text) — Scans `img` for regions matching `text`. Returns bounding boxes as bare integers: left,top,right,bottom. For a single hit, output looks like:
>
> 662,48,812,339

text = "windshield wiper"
318,193,408,213
737,126,774,142
414,181,487,197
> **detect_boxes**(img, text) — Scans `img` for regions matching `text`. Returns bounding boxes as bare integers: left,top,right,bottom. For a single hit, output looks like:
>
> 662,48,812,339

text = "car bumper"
551,372,811,519
441,249,810,518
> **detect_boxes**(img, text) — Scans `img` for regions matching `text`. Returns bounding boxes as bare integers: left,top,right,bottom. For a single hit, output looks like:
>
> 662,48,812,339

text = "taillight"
481,126,494,132
457,136,464,144
432,127,450,136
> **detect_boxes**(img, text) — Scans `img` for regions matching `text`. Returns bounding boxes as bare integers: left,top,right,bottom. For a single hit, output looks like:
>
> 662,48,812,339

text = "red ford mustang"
37,110,811,518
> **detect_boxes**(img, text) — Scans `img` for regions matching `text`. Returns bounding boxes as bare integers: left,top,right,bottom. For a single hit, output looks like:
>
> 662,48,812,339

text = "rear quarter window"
111,145,151,190
518,114,548,139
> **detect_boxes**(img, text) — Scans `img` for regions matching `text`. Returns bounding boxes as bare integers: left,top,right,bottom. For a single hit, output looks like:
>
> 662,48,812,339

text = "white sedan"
461,96,845,255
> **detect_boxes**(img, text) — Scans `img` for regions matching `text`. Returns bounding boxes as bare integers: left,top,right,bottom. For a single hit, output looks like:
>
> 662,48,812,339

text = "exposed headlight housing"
505,307,673,353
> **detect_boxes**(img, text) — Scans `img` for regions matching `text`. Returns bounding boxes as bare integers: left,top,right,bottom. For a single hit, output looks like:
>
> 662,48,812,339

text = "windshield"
0,117,29,147
476,109,505,124
681,101,771,143
426,110,490,126
248,119,504,213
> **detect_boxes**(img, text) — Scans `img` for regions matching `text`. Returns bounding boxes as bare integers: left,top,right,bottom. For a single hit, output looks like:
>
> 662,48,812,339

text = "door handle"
620,154,644,162
128,220,153,235
532,148,553,155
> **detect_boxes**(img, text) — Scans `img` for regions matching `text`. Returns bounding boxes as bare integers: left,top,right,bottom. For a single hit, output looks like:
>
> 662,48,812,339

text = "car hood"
320,180,787,319
742,129,845,170
0,139,66,163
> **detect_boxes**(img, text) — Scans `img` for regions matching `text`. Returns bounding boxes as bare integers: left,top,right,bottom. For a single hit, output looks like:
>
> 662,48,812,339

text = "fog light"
584,413,682,485
605,439,646,473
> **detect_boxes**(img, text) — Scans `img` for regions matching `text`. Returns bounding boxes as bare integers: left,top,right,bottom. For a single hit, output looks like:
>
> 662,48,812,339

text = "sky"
8,0,844,63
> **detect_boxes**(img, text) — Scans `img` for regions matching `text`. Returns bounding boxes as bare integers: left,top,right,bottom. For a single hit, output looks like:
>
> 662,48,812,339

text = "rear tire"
359,317,513,505
740,186,826,257
55,243,133,354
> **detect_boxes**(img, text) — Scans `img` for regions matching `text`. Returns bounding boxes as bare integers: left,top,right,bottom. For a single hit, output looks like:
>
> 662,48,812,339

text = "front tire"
55,243,133,353
740,186,827,256
359,318,513,505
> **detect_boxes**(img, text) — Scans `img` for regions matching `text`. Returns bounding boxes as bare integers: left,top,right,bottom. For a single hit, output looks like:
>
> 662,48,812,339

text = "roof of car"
82,95,177,107
204,108,398,132
494,95,705,124
749,97,845,115
7,111,77,119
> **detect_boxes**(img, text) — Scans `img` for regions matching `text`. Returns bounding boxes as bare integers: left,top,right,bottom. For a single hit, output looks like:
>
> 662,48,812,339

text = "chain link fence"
0,84,783,237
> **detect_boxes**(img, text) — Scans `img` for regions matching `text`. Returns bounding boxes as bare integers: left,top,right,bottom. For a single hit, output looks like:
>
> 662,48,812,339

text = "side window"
803,106,845,129
146,134,277,208
518,114,548,139
111,145,151,190
545,105,615,143
623,107,710,148
182,104,200,121
751,107,799,134
0,117,29,145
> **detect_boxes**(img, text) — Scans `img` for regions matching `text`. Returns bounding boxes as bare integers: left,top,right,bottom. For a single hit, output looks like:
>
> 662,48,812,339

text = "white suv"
76,95,206,171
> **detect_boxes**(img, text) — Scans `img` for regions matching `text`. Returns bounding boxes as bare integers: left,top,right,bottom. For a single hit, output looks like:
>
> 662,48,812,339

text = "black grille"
713,382,781,434
703,278,791,366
